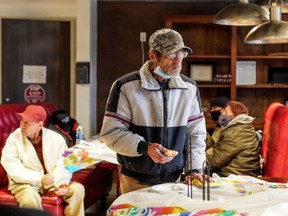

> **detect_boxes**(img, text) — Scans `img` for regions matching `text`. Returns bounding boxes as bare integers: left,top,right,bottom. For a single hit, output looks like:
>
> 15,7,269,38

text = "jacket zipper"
159,88,168,183
163,88,168,146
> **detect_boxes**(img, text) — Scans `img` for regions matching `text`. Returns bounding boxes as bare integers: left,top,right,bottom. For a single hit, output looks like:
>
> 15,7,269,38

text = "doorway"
1,18,71,111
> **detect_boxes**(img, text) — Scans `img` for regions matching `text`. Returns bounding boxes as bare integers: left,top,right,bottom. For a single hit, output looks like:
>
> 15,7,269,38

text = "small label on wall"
23,65,47,84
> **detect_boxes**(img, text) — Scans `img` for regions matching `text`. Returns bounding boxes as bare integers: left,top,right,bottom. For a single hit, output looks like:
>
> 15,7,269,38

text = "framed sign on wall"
189,63,214,83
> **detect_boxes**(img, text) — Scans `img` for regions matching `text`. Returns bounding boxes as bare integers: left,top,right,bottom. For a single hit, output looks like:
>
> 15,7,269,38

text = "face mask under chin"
153,66,172,80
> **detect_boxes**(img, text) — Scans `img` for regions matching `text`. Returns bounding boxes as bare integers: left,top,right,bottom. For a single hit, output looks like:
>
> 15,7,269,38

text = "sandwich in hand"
163,149,179,158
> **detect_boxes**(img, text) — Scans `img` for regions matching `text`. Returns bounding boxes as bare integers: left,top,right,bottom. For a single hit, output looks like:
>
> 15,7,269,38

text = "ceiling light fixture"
255,0,288,13
245,1,288,44
213,0,270,26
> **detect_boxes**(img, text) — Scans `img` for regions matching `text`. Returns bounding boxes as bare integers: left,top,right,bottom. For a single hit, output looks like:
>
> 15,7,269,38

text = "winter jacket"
206,124,221,151
1,128,72,191
100,61,206,185
206,114,261,177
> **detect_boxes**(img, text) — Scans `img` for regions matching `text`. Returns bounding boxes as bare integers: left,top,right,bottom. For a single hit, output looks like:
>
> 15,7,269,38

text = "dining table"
58,137,121,196
59,137,118,172
107,174,288,216
57,139,288,215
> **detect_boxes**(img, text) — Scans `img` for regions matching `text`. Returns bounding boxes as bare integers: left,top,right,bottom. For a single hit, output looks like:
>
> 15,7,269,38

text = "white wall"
76,0,94,138
0,1,76,18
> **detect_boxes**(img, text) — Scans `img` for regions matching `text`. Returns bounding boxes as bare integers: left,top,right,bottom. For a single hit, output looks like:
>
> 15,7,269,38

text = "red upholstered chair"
261,102,284,164
0,103,114,216
0,103,65,216
262,102,288,177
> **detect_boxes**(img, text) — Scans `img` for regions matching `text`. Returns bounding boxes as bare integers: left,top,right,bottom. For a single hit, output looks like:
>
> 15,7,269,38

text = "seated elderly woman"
206,101,261,177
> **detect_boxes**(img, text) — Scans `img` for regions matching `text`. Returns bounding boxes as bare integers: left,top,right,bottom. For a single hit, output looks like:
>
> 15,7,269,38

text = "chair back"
262,102,288,177
0,103,56,187
261,102,284,162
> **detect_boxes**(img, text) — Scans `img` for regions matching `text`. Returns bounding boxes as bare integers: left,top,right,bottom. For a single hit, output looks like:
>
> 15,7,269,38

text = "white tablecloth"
78,138,118,164
108,175,288,216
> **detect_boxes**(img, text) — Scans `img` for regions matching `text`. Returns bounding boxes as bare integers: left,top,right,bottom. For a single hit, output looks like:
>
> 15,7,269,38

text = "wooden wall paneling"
97,2,229,131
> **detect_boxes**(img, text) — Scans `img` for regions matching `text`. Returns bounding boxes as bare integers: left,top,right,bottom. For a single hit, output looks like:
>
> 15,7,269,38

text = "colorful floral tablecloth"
108,175,288,216
107,204,244,216
60,139,118,172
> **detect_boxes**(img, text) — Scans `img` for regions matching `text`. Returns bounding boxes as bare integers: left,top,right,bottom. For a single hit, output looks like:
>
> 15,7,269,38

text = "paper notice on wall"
236,61,256,85
23,65,47,84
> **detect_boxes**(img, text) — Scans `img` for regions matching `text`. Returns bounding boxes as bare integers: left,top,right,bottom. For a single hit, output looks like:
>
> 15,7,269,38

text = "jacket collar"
139,61,188,90
226,114,255,128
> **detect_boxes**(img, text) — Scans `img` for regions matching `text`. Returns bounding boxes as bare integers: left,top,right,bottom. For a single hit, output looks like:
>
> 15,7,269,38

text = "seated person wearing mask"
1,105,85,216
206,96,229,153
206,101,261,177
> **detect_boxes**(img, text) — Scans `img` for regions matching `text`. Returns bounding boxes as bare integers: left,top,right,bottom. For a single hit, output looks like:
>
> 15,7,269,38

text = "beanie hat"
210,96,229,108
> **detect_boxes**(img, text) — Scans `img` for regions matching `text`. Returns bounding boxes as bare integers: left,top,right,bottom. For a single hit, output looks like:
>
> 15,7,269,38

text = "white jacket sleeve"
1,130,43,189
41,129,72,188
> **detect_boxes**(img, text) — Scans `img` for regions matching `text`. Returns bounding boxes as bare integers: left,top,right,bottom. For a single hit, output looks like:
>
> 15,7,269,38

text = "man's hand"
147,143,174,164
55,183,69,196
41,174,54,189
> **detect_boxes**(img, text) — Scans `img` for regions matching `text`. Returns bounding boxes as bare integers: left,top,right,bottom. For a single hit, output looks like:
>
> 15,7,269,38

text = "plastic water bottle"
76,123,84,144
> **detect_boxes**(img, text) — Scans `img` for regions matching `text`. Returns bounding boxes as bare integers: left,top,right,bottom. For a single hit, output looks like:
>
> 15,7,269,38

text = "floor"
85,172,118,216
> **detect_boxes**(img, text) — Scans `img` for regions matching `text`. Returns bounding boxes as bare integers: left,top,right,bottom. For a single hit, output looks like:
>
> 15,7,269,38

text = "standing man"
100,28,207,194
1,105,85,216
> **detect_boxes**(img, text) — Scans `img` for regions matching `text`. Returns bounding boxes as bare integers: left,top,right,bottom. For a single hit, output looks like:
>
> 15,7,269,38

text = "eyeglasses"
164,50,188,59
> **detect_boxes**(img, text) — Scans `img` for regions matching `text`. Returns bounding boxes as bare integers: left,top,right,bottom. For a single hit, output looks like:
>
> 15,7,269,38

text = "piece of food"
163,149,179,157
192,178,222,188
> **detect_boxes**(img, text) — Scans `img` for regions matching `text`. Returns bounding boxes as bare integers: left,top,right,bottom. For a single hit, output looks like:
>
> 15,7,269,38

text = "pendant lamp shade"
255,0,288,13
245,3,288,44
213,0,269,26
